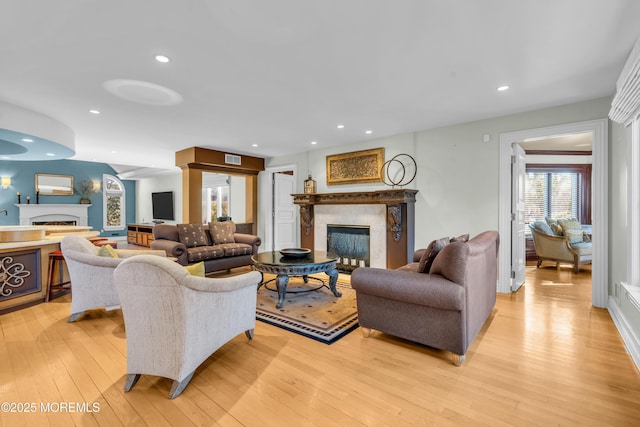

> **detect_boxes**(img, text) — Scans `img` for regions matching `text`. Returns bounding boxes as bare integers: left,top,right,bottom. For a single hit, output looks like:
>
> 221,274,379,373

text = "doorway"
261,164,298,252
498,119,608,308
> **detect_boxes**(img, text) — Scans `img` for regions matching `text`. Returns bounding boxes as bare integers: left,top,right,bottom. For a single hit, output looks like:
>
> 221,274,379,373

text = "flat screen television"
151,191,175,221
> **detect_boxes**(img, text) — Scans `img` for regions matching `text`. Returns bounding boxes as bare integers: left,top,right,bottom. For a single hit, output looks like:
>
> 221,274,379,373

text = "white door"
273,172,296,251
511,143,526,291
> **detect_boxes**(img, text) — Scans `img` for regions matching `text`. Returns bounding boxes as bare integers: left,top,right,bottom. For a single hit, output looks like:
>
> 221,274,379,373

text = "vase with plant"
76,180,98,204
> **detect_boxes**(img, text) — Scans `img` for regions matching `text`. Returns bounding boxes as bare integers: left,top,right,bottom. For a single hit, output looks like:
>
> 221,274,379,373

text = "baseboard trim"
608,296,640,372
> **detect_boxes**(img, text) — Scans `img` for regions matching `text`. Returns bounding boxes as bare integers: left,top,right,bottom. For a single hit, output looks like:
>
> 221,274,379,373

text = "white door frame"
262,164,298,252
498,118,608,308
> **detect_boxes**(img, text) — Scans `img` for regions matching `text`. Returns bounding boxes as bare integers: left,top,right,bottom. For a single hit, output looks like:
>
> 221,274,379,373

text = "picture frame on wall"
326,147,385,185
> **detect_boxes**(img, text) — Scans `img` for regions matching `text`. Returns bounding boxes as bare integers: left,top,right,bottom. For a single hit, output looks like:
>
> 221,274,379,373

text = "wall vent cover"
225,154,241,165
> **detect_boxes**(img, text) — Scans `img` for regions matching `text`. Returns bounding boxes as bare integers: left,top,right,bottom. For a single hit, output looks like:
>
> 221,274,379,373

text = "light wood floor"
1,263,638,426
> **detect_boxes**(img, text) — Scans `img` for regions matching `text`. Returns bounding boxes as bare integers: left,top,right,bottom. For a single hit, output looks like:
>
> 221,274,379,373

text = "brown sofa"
150,222,261,274
351,230,499,366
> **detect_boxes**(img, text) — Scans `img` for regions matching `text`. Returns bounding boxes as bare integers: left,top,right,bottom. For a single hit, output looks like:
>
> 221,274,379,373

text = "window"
103,174,126,231
524,165,591,225
211,186,229,220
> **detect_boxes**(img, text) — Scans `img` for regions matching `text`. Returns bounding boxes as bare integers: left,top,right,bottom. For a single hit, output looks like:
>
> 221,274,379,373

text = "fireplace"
32,221,77,226
293,189,418,269
16,204,91,226
327,225,370,273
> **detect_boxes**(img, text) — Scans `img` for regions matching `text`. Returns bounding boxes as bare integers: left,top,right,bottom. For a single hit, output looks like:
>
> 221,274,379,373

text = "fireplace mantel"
292,189,417,269
292,189,418,205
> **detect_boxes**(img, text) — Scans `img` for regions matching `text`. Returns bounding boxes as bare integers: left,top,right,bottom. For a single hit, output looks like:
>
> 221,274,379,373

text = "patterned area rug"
256,276,358,344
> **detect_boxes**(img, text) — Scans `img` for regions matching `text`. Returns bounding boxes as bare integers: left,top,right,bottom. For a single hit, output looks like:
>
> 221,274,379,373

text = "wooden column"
176,147,265,227
245,175,258,234
181,167,202,224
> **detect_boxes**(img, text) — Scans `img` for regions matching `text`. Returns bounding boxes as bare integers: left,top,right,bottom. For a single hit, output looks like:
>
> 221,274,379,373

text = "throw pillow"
565,229,584,245
177,224,209,248
184,261,205,277
417,237,449,274
209,221,235,245
545,217,564,236
558,217,581,232
97,244,119,258
532,220,554,236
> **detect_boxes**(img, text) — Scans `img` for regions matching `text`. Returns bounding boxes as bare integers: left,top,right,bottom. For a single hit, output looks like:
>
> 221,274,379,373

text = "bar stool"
47,250,71,302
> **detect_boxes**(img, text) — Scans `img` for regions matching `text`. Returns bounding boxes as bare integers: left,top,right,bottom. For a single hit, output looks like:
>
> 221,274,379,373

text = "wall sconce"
92,180,101,192
1,177,11,189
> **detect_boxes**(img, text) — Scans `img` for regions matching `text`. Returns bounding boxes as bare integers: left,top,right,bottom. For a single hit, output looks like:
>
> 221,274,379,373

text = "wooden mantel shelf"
292,189,418,205
292,189,418,269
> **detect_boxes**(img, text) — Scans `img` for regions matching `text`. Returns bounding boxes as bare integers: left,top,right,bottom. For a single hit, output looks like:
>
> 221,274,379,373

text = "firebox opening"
327,224,370,273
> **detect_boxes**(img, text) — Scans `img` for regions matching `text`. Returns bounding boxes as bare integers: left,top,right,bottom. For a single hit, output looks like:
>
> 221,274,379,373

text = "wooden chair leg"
124,374,141,392
361,327,372,338
245,329,254,339
169,372,194,399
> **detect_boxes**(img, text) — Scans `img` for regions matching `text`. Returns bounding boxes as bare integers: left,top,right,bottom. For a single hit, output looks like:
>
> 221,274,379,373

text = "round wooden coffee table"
251,250,341,309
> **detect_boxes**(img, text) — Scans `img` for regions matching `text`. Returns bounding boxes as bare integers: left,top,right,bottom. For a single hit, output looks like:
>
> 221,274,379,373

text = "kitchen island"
0,226,99,314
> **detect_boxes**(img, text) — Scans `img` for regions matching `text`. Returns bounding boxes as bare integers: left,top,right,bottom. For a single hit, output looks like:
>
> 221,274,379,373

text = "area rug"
255,277,358,344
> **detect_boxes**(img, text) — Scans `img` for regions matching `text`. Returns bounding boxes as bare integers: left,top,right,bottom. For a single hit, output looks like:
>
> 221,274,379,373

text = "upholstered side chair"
60,235,166,322
112,254,261,399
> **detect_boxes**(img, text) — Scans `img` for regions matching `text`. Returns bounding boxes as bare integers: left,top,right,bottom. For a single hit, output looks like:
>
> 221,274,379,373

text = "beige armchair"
60,235,166,322
528,221,592,273
112,254,261,398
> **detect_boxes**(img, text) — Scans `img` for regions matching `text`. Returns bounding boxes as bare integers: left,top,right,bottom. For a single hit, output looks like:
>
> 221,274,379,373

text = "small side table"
47,250,71,302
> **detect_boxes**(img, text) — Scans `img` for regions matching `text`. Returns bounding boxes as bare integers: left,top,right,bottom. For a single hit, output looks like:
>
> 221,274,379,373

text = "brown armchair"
351,231,499,366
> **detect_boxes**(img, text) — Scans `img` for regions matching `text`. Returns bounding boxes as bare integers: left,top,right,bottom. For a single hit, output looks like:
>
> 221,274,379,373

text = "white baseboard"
608,296,640,372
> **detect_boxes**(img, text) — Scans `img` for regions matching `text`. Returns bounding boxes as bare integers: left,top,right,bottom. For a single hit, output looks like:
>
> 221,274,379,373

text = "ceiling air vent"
225,154,241,165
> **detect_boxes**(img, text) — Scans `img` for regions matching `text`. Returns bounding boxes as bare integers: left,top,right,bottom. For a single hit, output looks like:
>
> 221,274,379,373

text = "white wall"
265,96,613,251
136,171,182,224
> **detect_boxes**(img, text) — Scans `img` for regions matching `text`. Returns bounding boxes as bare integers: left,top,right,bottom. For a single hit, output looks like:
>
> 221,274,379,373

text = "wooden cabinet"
127,224,155,247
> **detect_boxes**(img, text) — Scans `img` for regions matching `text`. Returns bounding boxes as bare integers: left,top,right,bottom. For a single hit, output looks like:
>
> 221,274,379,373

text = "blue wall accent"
0,159,135,236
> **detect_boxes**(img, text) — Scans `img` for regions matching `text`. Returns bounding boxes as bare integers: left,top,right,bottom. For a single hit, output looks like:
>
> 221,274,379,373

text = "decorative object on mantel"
76,180,99,204
381,154,417,188
304,173,316,194
17,192,21,204
326,147,384,185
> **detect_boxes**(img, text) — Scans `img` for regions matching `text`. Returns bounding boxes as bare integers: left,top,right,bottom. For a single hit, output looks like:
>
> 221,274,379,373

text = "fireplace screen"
327,225,370,273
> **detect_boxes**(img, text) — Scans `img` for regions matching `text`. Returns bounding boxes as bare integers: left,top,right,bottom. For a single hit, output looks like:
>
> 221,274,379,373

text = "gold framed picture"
326,147,384,185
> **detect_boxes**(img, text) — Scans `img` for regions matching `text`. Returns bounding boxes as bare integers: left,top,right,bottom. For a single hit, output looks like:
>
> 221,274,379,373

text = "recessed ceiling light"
252,143,258,147
365,130,372,134
89,109,100,114
155,54,171,63
497,85,510,91
337,124,344,129
45,153,55,157
111,150,117,154
21,138,34,142
310,141,317,145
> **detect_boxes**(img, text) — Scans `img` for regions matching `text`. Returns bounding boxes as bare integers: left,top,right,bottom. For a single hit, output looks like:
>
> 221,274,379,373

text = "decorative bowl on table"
279,248,311,258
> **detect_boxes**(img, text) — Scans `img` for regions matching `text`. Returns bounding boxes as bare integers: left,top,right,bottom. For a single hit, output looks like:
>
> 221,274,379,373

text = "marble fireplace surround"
292,189,417,270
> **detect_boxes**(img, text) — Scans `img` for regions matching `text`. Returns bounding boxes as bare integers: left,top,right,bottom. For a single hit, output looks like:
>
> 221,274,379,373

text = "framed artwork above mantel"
326,147,384,185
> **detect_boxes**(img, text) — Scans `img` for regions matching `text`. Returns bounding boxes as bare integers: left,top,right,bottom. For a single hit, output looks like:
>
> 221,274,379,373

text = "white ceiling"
1,0,639,175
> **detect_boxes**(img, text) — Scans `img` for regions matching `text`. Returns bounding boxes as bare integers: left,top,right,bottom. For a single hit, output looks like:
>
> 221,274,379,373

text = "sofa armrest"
351,267,464,311
413,248,427,263
234,233,262,254
150,239,188,265
185,271,262,293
